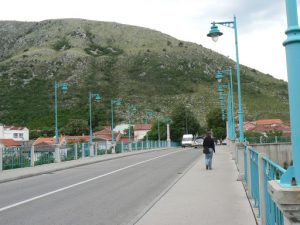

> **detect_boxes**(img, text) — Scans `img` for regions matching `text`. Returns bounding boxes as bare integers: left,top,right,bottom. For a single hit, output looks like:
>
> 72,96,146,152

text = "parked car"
193,136,204,148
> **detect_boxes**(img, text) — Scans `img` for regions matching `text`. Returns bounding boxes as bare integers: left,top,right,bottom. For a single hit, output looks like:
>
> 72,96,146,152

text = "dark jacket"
203,136,215,152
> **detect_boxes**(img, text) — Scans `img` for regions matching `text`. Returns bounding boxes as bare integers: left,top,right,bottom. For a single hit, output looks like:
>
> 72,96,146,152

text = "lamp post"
111,98,122,144
89,92,101,145
128,104,136,143
145,111,153,146
54,81,68,144
215,67,236,140
207,16,244,142
280,0,300,185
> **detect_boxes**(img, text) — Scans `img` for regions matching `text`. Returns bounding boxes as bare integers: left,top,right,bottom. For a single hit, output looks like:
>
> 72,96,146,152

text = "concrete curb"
0,147,172,184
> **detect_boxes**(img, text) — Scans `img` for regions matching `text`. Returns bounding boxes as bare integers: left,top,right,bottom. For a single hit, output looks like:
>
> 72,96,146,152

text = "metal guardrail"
249,147,260,215
263,157,285,225
245,144,286,225
1,140,178,171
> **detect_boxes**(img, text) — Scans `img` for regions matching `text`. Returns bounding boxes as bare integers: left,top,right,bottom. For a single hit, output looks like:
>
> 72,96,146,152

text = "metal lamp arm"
214,21,235,29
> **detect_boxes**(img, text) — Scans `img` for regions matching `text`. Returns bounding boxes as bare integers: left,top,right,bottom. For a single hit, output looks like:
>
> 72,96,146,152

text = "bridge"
0,139,294,225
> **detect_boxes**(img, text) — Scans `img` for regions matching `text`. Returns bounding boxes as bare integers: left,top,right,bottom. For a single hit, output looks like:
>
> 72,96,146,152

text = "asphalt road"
0,148,201,225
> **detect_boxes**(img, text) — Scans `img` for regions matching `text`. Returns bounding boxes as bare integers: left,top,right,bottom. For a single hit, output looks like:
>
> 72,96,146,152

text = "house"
241,119,291,137
133,124,152,141
94,127,114,141
0,139,22,148
0,125,29,141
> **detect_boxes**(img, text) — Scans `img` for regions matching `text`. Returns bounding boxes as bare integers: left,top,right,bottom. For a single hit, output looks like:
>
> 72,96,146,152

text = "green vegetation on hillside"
0,19,289,137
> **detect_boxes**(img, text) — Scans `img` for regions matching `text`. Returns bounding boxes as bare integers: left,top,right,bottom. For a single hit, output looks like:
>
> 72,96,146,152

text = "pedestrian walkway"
136,145,257,225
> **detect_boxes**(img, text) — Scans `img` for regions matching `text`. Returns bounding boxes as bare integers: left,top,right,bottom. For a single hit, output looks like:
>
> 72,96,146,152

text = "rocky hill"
0,19,289,134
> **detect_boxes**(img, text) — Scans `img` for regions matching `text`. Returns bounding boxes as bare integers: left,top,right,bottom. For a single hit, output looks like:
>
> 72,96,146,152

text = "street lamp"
145,111,153,145
207,16,245,142
54,81,68,144
280,0,300,185
111,98,122,144
215,67,236,140
127,104,137,143
89,92,101,145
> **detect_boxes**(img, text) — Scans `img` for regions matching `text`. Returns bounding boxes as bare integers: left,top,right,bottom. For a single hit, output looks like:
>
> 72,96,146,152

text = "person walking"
203,132,215,170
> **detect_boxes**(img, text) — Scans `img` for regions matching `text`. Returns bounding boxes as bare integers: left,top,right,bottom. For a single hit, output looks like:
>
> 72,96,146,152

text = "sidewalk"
0,148,168,184
135,145,257,225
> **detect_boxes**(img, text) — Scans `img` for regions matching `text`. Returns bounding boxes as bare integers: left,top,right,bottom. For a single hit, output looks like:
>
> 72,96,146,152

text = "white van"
181,134,194,147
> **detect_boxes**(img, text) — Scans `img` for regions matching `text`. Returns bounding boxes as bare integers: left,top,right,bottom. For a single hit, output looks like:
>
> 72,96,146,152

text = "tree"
245,131,262,139
63,119,89,136
206,108,226,141
169,105,204,142
147,119,167,140
266,130,283,138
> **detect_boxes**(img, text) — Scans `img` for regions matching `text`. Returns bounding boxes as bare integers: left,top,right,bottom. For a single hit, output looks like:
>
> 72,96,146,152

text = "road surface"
0,148,201,225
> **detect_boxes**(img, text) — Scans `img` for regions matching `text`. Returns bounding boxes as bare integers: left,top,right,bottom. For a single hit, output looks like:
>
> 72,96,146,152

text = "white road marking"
0,150,185,212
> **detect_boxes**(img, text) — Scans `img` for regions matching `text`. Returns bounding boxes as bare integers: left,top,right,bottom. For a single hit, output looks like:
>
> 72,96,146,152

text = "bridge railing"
232,140,286,225
0,139,178,171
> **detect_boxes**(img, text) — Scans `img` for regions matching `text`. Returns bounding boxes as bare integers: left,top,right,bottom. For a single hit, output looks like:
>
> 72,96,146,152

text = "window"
19,133,24,138
13,133,18,138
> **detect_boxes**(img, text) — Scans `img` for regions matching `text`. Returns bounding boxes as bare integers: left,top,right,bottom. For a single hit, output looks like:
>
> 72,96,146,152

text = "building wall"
2,127,29,141
134,130,149,141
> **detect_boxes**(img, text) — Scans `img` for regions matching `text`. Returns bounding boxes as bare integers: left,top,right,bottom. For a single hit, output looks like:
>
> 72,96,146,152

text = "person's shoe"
206,165,208,170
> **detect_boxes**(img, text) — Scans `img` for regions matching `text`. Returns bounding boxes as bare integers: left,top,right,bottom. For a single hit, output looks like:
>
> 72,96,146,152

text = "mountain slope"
0,19,289,133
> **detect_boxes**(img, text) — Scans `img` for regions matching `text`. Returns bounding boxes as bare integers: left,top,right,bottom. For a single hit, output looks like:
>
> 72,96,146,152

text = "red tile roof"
3,126,26,130
134,124,152,130
94,127,112,136
64,136,90,143
256,119,283,125
33,137,65,146
0,139,22,147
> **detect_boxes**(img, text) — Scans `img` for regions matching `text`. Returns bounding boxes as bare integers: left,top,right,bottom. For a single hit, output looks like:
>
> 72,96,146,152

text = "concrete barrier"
250,143,292,168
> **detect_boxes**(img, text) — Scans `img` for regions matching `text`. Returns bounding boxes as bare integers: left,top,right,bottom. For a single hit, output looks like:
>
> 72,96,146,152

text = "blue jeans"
205,148,214,169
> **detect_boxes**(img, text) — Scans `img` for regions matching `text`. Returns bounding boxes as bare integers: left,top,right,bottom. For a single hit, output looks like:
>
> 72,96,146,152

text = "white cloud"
1,0,293,81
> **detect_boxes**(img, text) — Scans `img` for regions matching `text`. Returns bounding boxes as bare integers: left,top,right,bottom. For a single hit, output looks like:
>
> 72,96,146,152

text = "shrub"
52,38,71,51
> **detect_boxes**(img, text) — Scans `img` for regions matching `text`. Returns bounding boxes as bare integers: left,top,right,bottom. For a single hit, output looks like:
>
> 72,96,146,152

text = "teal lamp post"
89,92,101,145
280,0,300,185
145,111,153,145
128,104,137,143
54,81,68,144
111,98,122,144
215,68,236,140
207,16,244,142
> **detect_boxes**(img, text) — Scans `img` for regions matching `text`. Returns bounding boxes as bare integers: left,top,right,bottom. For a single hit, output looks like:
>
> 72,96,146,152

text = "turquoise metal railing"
263,157,286,225
2,140,177,171
2,147,31,170
61,144,77,161
244,143,248,185
249,147,260,215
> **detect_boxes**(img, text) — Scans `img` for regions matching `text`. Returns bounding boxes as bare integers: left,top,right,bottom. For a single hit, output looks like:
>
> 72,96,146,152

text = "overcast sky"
1,0,293,81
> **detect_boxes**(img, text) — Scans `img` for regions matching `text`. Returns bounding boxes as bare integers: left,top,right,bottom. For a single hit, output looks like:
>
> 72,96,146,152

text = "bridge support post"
0,147,3,171
55,146,61,163
167,124,171,148
74,143,78,160
258,153,267,225
235,142,245,181
30,145,35,167
269,181,300,225
246,146,251,193
89,143,94,157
